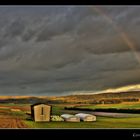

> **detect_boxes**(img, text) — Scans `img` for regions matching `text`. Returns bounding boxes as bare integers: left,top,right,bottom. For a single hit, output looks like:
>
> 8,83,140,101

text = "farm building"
75,113,96,122
31,103,52,122
61,114,80,122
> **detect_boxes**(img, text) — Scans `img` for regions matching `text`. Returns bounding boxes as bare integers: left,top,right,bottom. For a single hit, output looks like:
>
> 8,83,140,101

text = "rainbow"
91,6,140,64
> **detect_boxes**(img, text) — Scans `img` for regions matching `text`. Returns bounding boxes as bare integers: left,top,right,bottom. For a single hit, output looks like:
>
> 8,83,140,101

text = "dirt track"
0,116,28,128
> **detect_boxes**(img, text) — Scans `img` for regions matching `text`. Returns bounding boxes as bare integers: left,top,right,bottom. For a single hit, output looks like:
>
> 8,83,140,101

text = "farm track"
0,116,28,128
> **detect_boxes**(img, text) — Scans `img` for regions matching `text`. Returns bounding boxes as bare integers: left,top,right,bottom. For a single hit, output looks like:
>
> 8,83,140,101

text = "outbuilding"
61,114,80,122
31,103,52,122
75,113,96,122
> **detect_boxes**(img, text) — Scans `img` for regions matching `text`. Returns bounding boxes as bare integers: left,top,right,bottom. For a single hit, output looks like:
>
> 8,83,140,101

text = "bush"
51,115,64,121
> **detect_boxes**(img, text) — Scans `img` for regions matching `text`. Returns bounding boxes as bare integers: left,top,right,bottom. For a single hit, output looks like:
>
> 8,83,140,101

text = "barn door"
40,106,45,121
41,107,44,115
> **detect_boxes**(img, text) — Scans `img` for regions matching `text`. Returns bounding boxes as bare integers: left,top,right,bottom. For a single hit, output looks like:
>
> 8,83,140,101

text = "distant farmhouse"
31,103,52,122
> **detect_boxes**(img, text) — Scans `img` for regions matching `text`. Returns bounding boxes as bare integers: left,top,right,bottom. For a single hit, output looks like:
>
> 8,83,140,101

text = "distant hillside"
52,91,140,103
0,91,140,104
62,91,140,99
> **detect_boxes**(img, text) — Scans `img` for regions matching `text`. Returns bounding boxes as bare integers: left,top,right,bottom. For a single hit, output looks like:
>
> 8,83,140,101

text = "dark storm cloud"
35,7,94,42
0,6,140,95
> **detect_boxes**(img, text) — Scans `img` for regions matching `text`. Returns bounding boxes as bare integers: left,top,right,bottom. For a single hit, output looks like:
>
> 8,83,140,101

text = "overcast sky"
0,6,140,96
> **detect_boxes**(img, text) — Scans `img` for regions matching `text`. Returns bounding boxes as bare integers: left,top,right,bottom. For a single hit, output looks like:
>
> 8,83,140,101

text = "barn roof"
31,103,51,107
61,114,79,119
75,113,96,117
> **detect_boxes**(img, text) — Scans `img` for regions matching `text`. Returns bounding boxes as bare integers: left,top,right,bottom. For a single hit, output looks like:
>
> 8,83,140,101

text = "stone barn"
31,103,52,122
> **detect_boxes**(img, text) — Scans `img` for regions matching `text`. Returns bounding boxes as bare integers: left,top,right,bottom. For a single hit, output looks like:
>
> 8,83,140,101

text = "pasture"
77,102,140,109
0,103,140,128
24,116,140,128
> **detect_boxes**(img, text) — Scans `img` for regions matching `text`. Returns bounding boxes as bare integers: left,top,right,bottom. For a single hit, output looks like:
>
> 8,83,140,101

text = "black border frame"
0,0,140,139
0,0,140,5
0,129,140,139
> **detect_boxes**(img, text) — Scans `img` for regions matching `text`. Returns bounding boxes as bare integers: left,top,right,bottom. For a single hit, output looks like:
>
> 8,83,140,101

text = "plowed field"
0,104,29,128
0,116,28,128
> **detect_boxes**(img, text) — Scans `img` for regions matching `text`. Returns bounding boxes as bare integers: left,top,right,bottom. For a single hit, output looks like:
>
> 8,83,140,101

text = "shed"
61,114,80,122
31,103,52,122
75,113,96,122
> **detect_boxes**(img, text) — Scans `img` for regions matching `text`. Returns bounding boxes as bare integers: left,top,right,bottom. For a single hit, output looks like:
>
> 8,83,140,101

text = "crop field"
0,103,140,128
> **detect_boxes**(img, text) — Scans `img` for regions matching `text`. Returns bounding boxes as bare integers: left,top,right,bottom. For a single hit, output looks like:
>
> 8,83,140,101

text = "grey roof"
61,114,79,119
75,113,96,117
31,103,51,107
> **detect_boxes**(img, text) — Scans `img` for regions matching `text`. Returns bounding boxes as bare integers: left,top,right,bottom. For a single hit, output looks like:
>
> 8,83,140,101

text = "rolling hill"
0,91,140,104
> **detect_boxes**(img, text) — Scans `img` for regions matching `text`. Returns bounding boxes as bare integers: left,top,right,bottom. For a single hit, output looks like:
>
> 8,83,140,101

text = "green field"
23,103,140,128
77,102,140,109
24,117,140,128
0,103,31,107
1,103,140,128
52,106,65,115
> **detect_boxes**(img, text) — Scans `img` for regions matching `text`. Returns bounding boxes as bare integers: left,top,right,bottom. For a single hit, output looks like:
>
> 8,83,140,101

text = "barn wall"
34,105,51,122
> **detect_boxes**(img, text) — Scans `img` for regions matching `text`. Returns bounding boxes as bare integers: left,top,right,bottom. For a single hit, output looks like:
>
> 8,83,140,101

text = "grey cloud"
22,29,37,41
35,7,93,42
0,6,139,95
3,18,25,38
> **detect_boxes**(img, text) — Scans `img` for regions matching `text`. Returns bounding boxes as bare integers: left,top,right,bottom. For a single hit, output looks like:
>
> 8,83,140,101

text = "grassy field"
24,117,140,128
1,103,140,128
77,102,140,109
52,105,65,115
23,103,140,128
0,103,31,107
